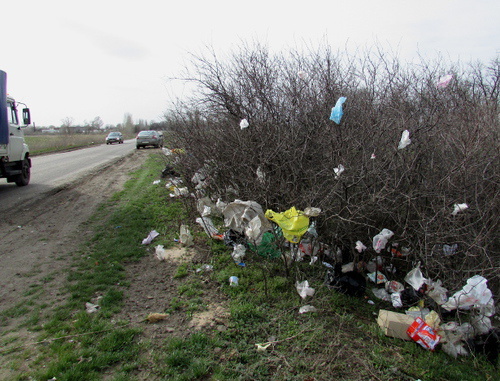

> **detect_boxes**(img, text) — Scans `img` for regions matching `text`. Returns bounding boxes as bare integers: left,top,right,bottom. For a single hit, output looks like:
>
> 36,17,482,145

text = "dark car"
136,130,163,149
106,131,124,144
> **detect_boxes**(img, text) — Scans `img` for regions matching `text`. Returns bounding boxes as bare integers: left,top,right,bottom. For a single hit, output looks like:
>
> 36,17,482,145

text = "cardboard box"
377,309,415,340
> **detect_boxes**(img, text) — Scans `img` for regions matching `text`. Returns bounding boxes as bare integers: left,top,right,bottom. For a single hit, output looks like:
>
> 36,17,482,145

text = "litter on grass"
142,230,160,245
296,280,315,299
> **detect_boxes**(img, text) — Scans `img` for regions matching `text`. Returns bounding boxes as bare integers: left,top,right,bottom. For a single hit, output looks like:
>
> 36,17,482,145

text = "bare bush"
166,43,499,295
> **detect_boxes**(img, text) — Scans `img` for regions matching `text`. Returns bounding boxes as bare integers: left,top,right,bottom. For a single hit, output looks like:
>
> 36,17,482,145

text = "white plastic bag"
231,244,246,263
240,119,249,129
333,164,345,178
355,241,367,253
299,305,317,314
398,130,411,149
404,263,427,291
451,203,468,216
441,275,494,316
179,225,194,246
142,230,159,245
195,217,219,237
372,229,394,253
296,280,315,299
155,245,168,261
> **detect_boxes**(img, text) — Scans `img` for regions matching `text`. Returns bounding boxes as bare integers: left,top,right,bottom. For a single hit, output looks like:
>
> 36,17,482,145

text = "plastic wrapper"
407,317,441,350
329,96,347,124
367,271,388,284
142,230,159,245
391,292,403,308
385,280,404,294
229,276,239,286
398,130,411,149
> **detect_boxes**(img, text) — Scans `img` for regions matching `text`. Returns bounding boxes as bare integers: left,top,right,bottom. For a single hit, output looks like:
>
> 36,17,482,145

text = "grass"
1,152,497,381
25,134,110,155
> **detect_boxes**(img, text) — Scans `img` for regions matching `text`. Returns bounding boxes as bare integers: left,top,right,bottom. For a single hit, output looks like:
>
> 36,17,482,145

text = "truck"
0,70,31,186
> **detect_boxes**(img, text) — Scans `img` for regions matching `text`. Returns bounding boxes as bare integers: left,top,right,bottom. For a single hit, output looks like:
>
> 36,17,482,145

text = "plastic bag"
296,280,315,299
333,164,345,178
231,244,246,263
297,71,308,80
142,230,160,245
265,206,309,243
196,217,219,238
443,243,458,256
223,200,271,245
372,288,391,301
426,279,448,305
404,263,427,291
179,225,194,246
355,241,367,253
441,275,494,316
329,96,347,124
437,74,453,89
451,203,468,216
398,130,411,149
155,245,168,261
303,207,321,217
299,305,317,314
240,118,249,129
372,228,394,253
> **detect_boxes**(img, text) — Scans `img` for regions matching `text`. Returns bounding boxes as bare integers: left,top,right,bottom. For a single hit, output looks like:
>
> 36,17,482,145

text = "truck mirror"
22,108,31,125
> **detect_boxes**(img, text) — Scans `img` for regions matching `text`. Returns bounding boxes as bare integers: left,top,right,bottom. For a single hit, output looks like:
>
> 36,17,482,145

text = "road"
0,139,136,212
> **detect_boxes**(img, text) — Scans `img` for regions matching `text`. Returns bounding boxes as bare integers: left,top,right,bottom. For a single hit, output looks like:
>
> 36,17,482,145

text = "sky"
2,0,499,127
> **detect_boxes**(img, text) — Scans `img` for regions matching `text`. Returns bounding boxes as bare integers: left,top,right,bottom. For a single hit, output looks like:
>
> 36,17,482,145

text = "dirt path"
0,151,148,331
0,149,229,379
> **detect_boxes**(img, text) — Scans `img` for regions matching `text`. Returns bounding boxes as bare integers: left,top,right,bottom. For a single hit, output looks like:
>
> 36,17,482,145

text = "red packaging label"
407,317,440,350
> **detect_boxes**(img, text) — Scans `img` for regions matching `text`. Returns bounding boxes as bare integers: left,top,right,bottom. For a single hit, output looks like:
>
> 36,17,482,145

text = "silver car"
136,130,163,149
106,131,124,144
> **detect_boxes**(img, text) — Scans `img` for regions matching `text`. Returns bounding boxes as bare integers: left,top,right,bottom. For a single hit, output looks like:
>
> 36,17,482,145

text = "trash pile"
156,108,498,364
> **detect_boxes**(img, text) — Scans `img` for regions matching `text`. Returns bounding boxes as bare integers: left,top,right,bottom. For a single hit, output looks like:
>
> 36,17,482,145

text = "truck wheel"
15,158,30,186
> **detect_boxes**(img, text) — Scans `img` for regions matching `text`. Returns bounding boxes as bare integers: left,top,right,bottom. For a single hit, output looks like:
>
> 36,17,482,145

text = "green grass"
2,152,496,381
25,134,109,155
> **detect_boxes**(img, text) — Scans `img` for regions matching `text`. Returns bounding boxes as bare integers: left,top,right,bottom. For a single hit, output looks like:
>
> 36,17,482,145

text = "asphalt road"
0,139,136,212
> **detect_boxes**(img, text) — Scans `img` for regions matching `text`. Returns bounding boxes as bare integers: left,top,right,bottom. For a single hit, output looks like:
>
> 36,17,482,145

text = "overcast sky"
3,0,499,127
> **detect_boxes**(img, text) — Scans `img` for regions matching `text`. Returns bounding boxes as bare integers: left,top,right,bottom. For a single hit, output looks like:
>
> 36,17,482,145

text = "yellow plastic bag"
265,207,309,243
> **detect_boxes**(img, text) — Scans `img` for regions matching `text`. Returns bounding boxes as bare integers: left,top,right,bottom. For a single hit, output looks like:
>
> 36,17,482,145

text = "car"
136,130,164,149
106,131,124,144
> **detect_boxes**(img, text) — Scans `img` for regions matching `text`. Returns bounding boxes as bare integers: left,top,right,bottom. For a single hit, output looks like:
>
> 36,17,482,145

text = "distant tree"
123,113,134,134
60,117,74,134
91,116,104,131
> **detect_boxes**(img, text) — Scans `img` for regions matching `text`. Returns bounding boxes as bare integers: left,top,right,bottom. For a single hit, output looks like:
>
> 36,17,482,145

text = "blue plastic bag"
329,97,347,124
